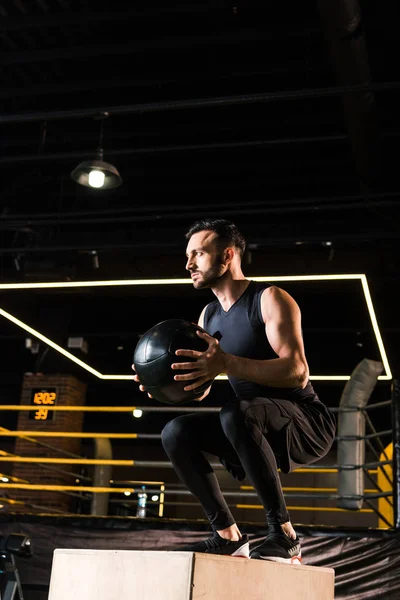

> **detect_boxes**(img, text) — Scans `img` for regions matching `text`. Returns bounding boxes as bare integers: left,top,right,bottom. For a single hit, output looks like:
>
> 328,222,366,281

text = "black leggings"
161,397,334,530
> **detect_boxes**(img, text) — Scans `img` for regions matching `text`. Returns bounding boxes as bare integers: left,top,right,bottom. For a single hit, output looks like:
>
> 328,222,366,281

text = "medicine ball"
133,318,214,405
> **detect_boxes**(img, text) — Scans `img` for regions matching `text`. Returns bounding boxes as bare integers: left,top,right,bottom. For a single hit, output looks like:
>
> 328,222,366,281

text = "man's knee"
161,417,189,450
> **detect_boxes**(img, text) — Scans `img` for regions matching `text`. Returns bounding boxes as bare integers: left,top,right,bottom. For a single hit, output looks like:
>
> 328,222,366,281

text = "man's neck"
211,277,250,312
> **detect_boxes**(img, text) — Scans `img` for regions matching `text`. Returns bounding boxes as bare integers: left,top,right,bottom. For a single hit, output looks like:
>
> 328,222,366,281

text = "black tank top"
203,280,317,402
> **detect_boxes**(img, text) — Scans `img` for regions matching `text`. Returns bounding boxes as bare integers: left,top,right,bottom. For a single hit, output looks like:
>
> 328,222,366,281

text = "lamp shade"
71,158,123,189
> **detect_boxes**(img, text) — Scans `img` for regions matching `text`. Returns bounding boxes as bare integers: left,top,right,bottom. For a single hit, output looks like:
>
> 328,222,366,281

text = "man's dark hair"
185,218,246,257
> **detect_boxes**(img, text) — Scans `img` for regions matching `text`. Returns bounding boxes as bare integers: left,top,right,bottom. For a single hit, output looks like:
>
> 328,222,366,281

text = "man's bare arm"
222,286,309,389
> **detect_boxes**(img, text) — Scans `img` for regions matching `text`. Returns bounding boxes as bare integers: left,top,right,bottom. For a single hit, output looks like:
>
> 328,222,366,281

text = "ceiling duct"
317,0,381,189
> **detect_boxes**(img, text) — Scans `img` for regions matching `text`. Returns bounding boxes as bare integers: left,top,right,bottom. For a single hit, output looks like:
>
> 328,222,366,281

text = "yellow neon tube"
0,274,366,290
360,275,392,380
0,307,103,378
0,274,391,380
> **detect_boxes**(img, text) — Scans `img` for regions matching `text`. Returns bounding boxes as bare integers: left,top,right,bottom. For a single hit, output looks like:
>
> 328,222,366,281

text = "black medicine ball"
133,318,214,405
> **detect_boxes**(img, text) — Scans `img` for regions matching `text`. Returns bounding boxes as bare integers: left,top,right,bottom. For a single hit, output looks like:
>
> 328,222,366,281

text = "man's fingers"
174,372,199,381
196,330,211,338
172,361,200,370
175,349,202,358
132,365,151,396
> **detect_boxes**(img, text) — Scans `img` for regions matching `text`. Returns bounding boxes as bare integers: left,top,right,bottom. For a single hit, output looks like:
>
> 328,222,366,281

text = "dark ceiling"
0,0,398,421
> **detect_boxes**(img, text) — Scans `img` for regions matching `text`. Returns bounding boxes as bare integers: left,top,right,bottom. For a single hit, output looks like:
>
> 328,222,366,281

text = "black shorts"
253,395,337,473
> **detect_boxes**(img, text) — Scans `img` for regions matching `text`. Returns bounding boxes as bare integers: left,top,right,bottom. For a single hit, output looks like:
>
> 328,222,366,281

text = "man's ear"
223,247,235,265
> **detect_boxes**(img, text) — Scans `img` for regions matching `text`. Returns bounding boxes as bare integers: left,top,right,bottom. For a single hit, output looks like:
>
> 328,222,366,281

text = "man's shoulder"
253,281,277,303
260,284,301,318
260,284,293,302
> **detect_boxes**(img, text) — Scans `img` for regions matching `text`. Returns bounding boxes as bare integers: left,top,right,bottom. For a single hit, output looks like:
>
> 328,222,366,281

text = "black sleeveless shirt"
203,280,317,402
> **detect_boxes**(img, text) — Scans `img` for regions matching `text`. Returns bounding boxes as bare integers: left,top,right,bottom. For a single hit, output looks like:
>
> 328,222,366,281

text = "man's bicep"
265,317,305,359
262,287,306,358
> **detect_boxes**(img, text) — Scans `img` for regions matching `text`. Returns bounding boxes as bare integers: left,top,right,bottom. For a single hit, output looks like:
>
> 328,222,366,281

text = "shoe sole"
250,553,302,564
231,542,250,559
210,541,250,559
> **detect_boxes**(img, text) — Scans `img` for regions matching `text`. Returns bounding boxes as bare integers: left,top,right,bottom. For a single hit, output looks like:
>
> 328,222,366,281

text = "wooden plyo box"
48,549,335,600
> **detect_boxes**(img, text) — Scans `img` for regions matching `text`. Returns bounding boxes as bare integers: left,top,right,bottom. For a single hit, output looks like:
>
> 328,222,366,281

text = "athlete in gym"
133,218,336,562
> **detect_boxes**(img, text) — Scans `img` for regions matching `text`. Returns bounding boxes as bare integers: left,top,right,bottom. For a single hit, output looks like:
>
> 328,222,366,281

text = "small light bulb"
124,491,132,496
133,409,143,418
151,495,159,502
88,170,105,188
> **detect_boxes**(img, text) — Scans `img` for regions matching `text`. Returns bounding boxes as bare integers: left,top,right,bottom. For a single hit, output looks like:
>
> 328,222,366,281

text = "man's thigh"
171,411,240,464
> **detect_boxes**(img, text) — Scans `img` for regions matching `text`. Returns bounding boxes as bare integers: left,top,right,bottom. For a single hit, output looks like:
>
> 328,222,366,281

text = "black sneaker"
250,532,301,564
176,531,250,558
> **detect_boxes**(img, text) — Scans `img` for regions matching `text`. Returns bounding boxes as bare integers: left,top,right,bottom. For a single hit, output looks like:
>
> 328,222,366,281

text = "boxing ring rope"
0,401,392,413
0,426,96,514
0,383,397,528
0,425,94,499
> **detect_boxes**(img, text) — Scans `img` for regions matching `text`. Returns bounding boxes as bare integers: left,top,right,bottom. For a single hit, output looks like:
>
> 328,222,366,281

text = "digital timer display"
29,388,57,421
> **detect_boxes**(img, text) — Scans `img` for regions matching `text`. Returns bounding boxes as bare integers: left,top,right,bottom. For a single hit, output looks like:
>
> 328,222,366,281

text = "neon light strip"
0,307,103,378
0,274,391,380
360,275,392,380
0,273,365,290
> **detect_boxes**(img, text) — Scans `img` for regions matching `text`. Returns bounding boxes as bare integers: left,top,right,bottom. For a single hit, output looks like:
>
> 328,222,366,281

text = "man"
133,218,336,563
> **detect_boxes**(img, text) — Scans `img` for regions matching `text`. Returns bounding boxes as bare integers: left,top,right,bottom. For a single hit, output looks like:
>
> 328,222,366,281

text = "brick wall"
11,373,87,514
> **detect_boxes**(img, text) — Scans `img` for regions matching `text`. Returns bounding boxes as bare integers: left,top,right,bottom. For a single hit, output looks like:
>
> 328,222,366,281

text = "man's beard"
192,258,226,289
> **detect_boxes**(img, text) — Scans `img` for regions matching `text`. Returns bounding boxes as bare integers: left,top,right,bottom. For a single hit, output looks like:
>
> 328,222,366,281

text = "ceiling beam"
1,81,398,125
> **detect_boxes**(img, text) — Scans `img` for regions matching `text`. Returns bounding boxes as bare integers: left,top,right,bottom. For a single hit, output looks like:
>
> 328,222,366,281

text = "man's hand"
131,364,153,398
171,330,225,392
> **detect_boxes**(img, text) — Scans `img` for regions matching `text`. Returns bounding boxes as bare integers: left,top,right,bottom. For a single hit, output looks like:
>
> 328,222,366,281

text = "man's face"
185,230,226,289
